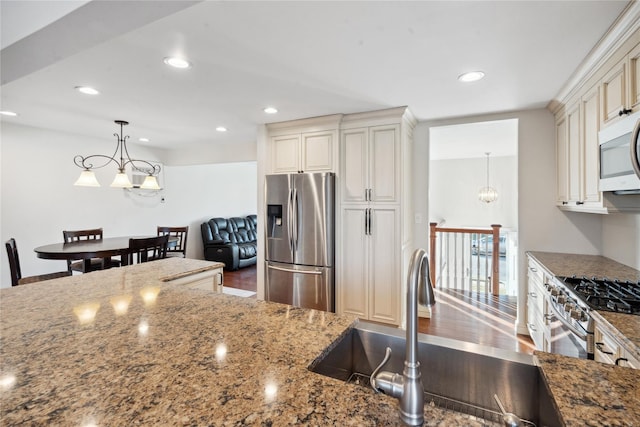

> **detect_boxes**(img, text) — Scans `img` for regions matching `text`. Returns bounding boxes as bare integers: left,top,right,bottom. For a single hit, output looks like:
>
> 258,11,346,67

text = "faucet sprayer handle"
370,347,392,393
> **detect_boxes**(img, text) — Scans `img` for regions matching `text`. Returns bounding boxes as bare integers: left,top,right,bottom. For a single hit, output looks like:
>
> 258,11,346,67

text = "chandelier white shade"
73,170,100,187
140,175,161,190
110,172,133,188
74,120,161,189
478,152,498,203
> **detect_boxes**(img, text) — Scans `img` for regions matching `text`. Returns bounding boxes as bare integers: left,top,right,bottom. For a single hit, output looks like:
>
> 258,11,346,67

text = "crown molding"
552,1,640,107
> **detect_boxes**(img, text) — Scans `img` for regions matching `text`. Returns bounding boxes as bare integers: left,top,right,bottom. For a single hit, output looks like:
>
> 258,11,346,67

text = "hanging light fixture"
478,152,498,203
73,120,161,189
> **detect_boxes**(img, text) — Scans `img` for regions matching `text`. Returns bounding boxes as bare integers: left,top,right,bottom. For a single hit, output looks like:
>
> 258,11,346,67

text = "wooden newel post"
429,222,437,288
491,224,502,295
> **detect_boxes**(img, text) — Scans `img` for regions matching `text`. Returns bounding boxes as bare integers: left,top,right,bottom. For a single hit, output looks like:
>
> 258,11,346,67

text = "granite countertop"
535,352,640,426
0,258,497,426
527,251,640,360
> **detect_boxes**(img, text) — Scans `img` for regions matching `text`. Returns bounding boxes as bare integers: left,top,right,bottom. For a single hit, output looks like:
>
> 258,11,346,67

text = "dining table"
34,236,178,270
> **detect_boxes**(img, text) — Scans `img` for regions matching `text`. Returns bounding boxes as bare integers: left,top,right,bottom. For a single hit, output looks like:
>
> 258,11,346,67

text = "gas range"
556,276,640,315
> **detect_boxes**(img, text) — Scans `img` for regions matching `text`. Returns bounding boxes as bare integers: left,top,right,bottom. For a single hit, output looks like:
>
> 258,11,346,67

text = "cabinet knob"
619,108,633,116
576,201,584,205
562,201,568,205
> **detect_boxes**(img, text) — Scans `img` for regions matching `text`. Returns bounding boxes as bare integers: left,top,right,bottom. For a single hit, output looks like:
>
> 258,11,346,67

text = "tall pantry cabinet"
263,107,415,327
338,107,416,326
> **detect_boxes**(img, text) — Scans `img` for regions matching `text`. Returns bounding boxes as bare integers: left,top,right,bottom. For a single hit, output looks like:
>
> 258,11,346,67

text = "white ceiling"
0,1,633,156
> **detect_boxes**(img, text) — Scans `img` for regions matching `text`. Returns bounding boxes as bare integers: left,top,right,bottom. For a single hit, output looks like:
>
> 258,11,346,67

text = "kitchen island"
1,258,639,425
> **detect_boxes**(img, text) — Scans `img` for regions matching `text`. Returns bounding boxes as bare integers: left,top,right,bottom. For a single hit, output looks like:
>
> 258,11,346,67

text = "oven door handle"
547,298,588,341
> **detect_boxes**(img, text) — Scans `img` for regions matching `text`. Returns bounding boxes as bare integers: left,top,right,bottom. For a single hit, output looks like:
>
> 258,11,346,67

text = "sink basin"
309,321,562,427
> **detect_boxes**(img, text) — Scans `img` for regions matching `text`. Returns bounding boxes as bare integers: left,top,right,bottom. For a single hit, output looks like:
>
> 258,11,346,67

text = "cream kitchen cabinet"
341,124,400,204
594,323,639,369
601,58,628,126
552,28,640,213
556,92,606,213
336,106,415,327
601,41,640,127
526,256,551,351
340,206,400,324
266,115,341,174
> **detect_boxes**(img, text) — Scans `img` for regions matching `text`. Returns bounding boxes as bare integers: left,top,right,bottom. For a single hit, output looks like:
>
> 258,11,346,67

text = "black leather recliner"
201,216,257,270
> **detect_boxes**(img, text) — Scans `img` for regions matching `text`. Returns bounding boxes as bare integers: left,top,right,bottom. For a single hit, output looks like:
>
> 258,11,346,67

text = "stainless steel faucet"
371,248,436,426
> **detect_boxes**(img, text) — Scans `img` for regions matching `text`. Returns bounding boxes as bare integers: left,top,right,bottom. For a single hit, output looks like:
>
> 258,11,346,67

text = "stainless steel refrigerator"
265,172,335,312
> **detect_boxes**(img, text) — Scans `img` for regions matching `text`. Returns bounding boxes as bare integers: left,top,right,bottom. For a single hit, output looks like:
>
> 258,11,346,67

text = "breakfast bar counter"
1,258,639,426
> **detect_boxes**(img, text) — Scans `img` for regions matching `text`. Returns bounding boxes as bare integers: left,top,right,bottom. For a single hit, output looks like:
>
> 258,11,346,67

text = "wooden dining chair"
157,226,189,258
63,228,120,273
127,235,169,264
5,238,71,287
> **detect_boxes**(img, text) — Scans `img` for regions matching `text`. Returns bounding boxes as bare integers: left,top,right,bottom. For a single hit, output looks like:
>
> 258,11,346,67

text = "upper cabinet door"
601,58,627,126
341,128,368,203
301,130,335,172
556,114,569,205
581,84,602,204
566,101,582,203
271,134,301,174
627,42,640,112
369,125,399,203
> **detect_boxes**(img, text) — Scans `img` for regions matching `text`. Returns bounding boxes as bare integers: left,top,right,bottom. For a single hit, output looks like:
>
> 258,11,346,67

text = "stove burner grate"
558,276,640,315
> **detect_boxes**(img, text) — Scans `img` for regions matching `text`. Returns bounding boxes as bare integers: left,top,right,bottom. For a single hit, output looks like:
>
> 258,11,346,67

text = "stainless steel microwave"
598,110,640,194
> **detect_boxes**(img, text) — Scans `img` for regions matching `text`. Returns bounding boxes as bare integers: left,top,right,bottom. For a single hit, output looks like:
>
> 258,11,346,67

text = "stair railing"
429,222,502,295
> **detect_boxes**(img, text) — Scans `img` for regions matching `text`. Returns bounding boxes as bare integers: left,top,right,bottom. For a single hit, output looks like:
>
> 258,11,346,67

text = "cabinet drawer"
594,325,620,365
527,263,546,316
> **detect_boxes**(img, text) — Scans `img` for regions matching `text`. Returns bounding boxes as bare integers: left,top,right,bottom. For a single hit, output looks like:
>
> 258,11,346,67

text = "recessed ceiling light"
163,57,191,69
458,71,485,83
0,111,18,117
138,137,150,142
264,107,278,114
216,126,228,132
75,86,100,95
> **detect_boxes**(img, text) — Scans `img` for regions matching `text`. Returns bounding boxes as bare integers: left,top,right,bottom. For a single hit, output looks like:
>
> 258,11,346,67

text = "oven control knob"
550,288,560,297
557,295,567,304
564,303,575,312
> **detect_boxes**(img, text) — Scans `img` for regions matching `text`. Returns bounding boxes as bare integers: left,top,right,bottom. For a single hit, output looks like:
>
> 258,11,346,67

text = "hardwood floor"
223,264,534,354
419,289,535,355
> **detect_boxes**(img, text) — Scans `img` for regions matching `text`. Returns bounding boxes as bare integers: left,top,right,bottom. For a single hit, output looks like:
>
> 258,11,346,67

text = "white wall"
602,213,640,269
412,108,604,334
429,156,518,229
0,123,257,288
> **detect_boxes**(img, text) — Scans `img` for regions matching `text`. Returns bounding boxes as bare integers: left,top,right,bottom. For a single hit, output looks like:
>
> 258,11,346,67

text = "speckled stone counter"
535,352,640,426
527,251,640,360
0,258,496,426
526,251,640,282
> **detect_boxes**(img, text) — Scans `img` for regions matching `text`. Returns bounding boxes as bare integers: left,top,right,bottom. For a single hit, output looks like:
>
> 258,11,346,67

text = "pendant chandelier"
74,120,161,189
478,152,498,203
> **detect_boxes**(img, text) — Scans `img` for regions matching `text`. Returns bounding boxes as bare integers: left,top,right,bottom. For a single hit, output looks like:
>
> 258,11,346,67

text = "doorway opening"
428,118,519,296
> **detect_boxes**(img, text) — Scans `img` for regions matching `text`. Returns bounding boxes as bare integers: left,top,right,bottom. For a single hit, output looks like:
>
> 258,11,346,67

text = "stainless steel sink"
309,321,562,427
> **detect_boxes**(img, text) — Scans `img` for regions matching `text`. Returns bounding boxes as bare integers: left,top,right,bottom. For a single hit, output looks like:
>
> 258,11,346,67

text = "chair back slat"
128,235,169,264
63,228,103,242
62,228,105,272
157,226,189,257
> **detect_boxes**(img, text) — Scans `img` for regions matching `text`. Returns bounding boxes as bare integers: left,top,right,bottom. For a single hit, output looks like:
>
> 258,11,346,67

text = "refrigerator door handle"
293,186,299,253
287,187,294,255
368,208,372,235
267,264,323,275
